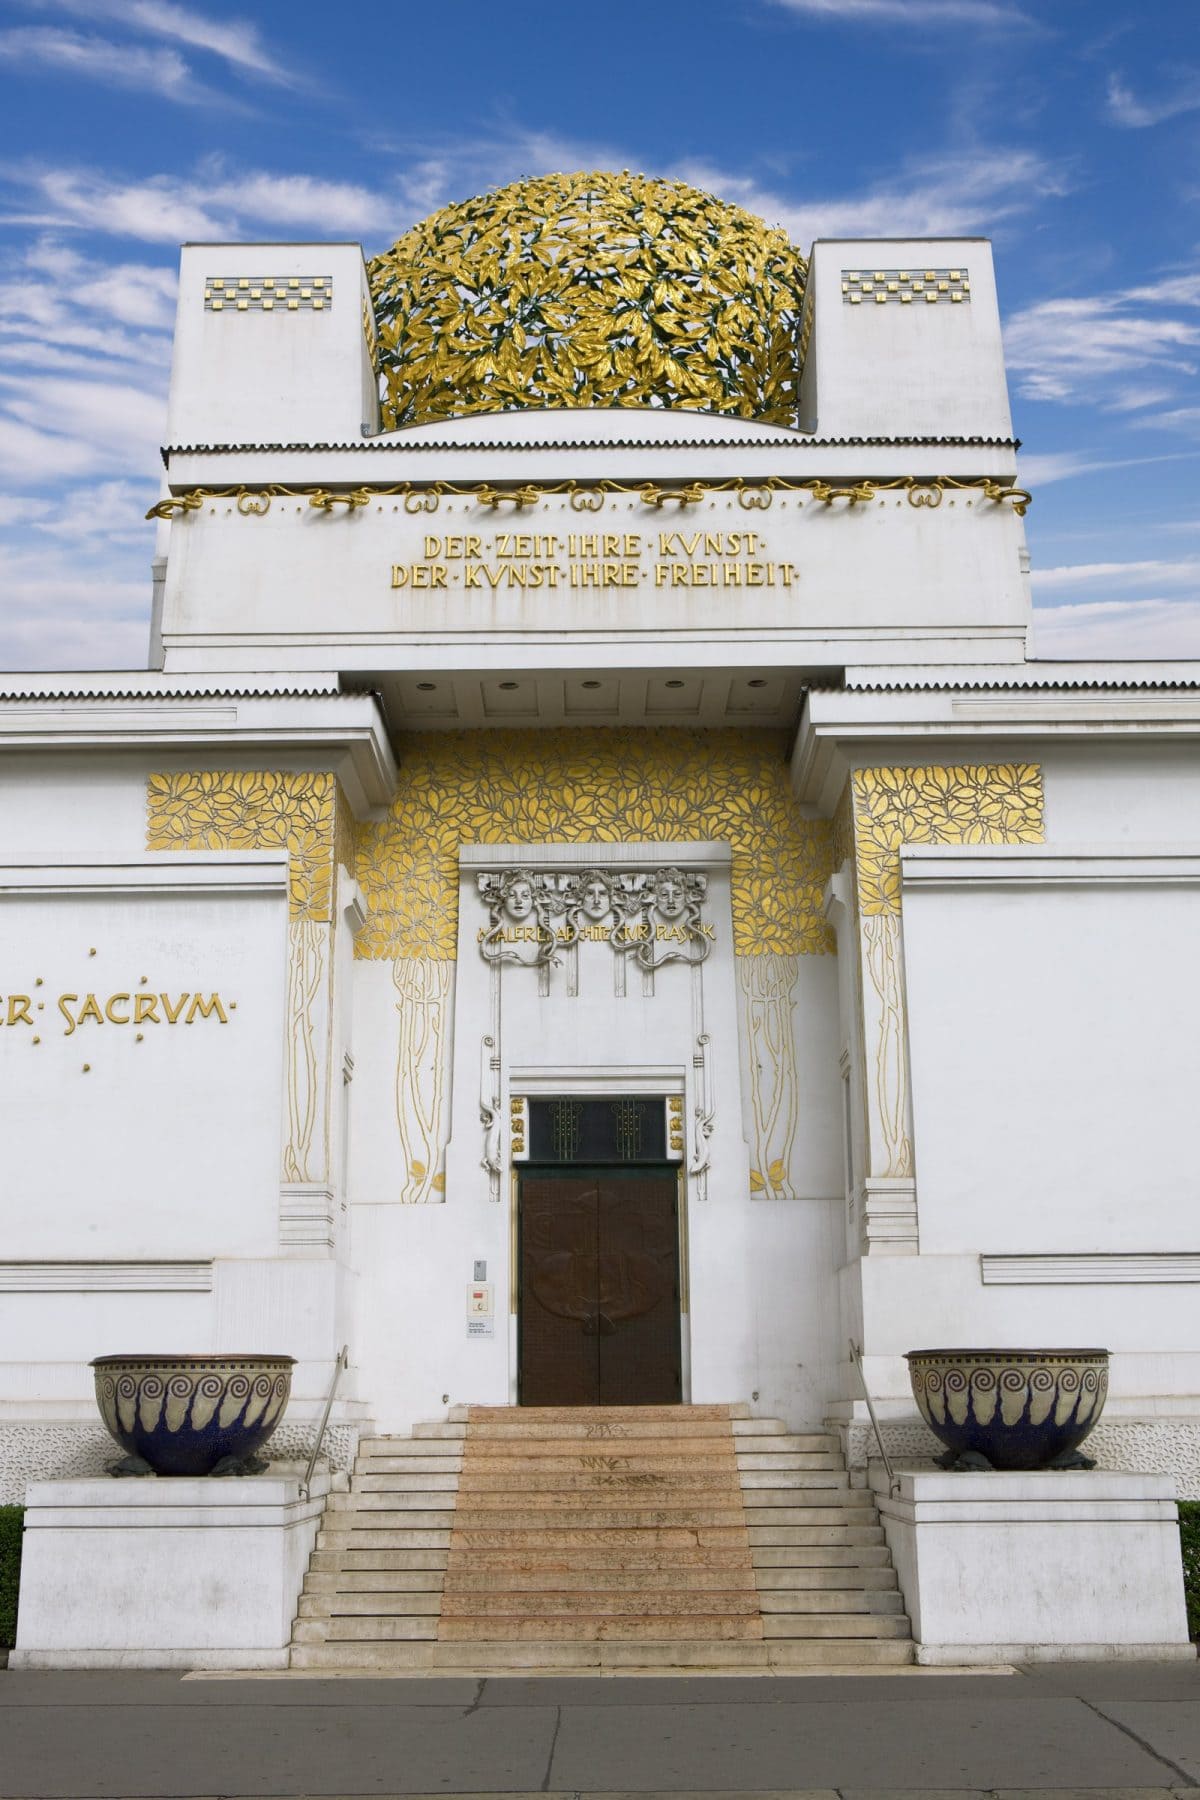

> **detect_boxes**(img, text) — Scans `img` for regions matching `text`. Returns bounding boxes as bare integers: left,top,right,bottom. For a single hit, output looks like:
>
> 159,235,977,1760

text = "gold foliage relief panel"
393,957,452,1205
354,730,835,961
737,952,803,1198
851,764,1044,916
146,771,343,922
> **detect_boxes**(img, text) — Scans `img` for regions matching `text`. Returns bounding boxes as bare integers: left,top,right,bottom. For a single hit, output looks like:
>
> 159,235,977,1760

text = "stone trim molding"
982,1253,1200,1285
0,855,289,899
901,845,1200,890
0,1262,212,1292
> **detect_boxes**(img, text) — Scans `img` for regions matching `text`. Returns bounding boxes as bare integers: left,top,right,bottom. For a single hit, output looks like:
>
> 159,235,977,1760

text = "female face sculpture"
580,874,612,920
503,876,535,921
654,873,687,919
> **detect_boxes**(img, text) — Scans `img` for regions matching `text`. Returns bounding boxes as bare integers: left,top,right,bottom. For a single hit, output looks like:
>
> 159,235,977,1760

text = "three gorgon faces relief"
476,866,713,971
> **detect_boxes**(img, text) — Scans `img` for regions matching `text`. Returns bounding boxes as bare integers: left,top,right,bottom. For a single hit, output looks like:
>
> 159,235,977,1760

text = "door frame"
515,1161,684,1407
505,1074,693,1406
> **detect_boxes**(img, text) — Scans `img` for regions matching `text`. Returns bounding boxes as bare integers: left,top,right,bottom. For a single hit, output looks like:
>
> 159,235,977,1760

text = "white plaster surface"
873,1469,1194,1664
12,1476,329,1668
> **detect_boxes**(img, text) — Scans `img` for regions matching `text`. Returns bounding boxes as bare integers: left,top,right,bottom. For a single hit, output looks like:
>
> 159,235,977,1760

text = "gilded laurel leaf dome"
368,171,809,430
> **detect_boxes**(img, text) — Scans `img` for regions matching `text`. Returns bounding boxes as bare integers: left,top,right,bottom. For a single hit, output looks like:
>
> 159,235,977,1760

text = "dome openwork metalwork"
368,171,809,430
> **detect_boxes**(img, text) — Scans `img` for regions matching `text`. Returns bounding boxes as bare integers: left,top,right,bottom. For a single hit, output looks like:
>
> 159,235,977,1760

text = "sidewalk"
1,1661,1199,1797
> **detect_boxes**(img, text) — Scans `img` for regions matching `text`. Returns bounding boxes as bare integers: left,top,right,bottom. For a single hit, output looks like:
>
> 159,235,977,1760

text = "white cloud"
0,26,218,102
767,0,1029,24
19,0,300,87
0,538,150,668
1032,557,1200,593
1017,447,1200,487
670,149,1067,247
7,163,394,244
1004,277,1200,403
1106,71,1200,129
0,370,166,482
1031,599,1200,659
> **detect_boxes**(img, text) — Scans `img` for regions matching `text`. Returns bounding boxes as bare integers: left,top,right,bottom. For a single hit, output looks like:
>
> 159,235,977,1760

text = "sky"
1,0,1199,670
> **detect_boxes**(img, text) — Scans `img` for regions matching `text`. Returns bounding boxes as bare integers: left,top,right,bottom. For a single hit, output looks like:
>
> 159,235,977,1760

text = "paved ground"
2,1662,1200,1798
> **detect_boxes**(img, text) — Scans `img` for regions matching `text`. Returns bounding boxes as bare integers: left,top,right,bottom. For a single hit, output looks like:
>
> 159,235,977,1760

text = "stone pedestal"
11,1475,328,1669
872,1469,1195,1664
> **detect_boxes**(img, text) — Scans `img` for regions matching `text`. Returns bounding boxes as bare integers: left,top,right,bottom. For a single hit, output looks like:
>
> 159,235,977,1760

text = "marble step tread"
441,1567,757,1593
355,1458,463,1476
751,1543,892,1567
408,1424,468,1440
735,1433,841,1450
455,1471,746,1494
439,1591,760,1620
448,1505,750,1528
758,1590,905,1615
356,1438,466,1457
737,1472,849,1489
747,1525,886,1546
356,1473,461,1493
320,1550,450,1571
459,1440,740,1462
317,1528,452,1551
755,1564,897,1588
459,1420,752,1440
762,1614,911,1640
736,1453,844,1470
292,1618,437,1644
444,1545,757,1571
466,1404,745,1422
305,1570,447,1593
308,1549,449,1575
436,1615,765,1642
300,1593,447,1619
289,1638,914,1672
742,1504,875,1524
449,1526,750,1549
299,1593,443,1619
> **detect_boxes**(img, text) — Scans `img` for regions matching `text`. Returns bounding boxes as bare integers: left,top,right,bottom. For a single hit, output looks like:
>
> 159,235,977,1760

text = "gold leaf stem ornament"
144,475,1031,520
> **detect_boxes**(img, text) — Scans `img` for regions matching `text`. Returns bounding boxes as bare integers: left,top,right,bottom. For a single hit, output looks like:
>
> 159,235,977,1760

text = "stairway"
291,1402,912,1671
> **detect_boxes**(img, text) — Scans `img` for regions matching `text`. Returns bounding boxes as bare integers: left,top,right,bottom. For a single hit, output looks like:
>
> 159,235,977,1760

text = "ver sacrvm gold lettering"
0,992,233,1036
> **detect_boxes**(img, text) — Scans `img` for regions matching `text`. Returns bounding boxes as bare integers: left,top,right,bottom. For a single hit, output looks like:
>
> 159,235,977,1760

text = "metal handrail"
849,1337,899,1496
300,1344,348,1501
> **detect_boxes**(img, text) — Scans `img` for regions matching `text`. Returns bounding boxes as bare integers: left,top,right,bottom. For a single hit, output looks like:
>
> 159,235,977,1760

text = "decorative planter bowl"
92,1354,294,1476
906,1347,1109,1471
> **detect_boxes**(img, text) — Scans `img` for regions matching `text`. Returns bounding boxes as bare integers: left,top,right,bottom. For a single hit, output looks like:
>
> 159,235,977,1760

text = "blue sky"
1,0,1199,668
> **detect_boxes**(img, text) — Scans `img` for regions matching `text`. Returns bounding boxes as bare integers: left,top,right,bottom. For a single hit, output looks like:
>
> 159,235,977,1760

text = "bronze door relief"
518,1168,682,1406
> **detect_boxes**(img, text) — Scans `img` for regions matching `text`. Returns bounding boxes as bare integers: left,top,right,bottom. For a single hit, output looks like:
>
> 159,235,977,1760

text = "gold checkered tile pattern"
842,268,970,305
204,276,333,312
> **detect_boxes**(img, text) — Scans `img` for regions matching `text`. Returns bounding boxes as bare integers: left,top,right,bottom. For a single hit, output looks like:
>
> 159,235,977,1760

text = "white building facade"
3,176,1200,1527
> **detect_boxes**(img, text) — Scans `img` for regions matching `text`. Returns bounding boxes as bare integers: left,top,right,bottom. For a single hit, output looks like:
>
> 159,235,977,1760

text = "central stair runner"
291,1403,912,1670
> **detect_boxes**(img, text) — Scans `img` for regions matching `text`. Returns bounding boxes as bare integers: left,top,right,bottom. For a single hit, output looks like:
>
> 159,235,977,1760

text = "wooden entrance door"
518,1170,681,1405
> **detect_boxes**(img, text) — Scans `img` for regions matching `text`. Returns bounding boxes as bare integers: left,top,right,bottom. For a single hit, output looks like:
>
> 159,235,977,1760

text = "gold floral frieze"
851,764,1044,916
354,729,835,961
146,771,343,922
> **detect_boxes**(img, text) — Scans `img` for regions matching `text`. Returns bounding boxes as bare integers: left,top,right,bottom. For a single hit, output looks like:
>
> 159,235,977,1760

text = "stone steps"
289,1637,915,1672
289,1403,912,1671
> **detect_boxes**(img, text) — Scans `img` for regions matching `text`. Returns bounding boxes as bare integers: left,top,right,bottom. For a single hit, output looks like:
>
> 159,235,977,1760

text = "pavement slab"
1,1666,1199,1798
546,1697,1189,1793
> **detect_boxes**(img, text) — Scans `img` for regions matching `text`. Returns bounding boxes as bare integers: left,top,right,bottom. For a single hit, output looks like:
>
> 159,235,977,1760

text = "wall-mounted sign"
467,1282,494,1338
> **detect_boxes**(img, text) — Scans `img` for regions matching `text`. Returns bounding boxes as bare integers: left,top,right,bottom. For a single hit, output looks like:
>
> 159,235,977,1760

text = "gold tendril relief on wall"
354,730,834,961
851,764,1044,916
146,771,347,922
367,172,809,430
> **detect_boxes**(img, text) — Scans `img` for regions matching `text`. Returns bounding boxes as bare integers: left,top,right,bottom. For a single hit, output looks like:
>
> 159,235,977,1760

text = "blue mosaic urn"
906,1348,1109,1471
92,1353,295,1476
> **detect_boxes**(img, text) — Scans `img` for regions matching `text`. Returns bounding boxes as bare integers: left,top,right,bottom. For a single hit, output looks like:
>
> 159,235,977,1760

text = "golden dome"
368,171,808,430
